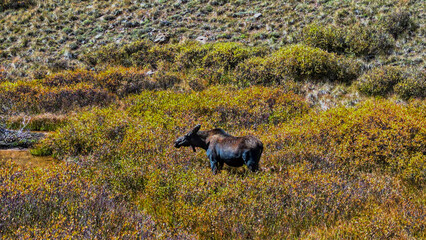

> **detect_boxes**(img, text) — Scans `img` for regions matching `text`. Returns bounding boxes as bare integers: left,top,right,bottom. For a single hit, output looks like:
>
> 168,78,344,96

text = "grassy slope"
0,0,424,79
0,0,425,239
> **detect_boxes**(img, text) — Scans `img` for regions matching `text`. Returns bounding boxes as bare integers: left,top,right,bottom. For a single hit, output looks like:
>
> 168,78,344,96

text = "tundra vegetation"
0,0,425,239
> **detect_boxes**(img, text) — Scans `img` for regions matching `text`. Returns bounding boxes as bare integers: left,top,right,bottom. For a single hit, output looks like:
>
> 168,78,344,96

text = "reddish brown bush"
42,69,96,87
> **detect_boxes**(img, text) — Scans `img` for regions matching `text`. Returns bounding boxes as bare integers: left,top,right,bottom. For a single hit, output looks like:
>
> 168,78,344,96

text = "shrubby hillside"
0,0,425,239
0,0,424,78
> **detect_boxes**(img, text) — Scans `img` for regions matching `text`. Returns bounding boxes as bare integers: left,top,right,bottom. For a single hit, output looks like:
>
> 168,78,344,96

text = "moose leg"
207,149,220,174
210,158,219,174
217,161,224,171
243,150,258,172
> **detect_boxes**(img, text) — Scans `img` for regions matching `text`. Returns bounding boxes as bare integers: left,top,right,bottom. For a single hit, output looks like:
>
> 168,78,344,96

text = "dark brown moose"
174,124,263,174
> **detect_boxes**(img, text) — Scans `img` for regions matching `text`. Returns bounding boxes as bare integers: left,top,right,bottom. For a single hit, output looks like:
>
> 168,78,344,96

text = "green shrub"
202,42,251,71
150,71,182,89
270,44,360,82
49,107,129,158
7,114,67,131
96,67,157,96
31,66,48,80
42,69,96,87
81,44,117,66
302,23,347,54
175,41,212,69
198,42,251,84
30,142,53,156
119,40,153,67
235,57,281,86
394,73,426,100
0,80,42,114
357,66,405,96
81,40,363,87
345,24,394,57
0,0,34,10
38,83,116,113
1,67,166,114
141,43,179,68
302,23,394,57
128,86,309,129
188,77,208,91
44,107,146,194
81,40,153,67
274,99,425,185
381,9,418,39
96,68,125,93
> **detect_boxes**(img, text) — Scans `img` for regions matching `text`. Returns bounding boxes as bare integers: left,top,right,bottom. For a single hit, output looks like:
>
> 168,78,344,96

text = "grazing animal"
174,124,263,174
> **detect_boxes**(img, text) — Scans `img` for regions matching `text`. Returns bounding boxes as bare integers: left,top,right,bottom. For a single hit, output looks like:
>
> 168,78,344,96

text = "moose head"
174,124,202,152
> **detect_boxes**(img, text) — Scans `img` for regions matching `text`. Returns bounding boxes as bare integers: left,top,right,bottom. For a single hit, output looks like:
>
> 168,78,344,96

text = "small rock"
307,92,318,102
57,37,66,44
319,99,333,111
69,42,79,50
253,13,262,19
175,0,188,4
332,88,346,98
412,57,423,64
125,21,139,28
146,70,156,76
160,20,172,27
318,90,329,97
103,15,116,21
63,50,74,59
196,36,208,44
153,33,169,44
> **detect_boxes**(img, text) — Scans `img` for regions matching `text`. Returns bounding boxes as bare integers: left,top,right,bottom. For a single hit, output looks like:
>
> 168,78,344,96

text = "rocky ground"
0,127,44,149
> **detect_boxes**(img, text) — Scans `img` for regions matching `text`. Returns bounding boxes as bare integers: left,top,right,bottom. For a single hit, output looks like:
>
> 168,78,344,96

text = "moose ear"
188,124,201,136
